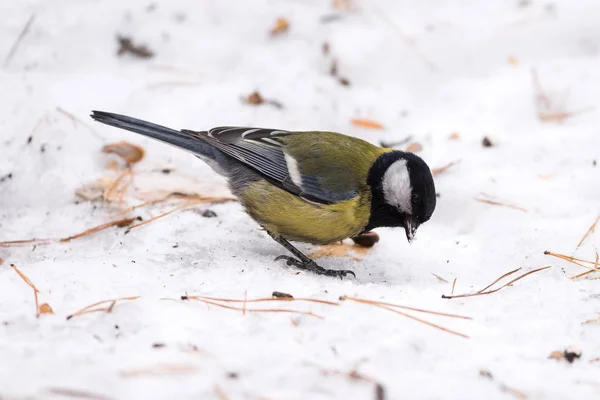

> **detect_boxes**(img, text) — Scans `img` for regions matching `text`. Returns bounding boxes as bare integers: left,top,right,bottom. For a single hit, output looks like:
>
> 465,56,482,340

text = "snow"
1,0,599,399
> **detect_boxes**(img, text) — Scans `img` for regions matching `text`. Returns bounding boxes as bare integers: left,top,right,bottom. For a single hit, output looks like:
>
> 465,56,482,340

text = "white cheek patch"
382,159,412,213
284,152,303,187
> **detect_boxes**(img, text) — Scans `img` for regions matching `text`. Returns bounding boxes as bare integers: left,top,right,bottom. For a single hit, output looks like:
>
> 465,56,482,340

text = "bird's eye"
411,194,419,205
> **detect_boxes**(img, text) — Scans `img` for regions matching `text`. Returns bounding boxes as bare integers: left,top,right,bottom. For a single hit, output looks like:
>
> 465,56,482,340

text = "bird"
91,111,436,278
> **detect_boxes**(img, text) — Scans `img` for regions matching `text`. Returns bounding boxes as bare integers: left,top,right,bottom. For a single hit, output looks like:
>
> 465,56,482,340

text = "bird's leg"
268,233,356,279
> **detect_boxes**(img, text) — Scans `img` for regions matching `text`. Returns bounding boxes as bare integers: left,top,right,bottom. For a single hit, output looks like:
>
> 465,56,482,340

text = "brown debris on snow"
549,347,581,363
531,69,594,123
340,296,471,338
11,264,53,317
269,17,289,36
102,141,145,165
117,35,154,58
476,197,527,212
442,266,551,299
351,119,384,130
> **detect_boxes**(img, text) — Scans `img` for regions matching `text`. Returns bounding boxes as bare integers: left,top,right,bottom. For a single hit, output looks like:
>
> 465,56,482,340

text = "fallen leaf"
405,142,423,153
309,242,370,261
102,141,145,165
245,91,265,105
507,56,519,65
448,132,460,140
269,17,289,36
39,303,54,314
351,118,384,130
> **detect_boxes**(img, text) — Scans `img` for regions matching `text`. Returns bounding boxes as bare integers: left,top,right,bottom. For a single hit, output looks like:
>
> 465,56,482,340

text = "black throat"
363,151,407,232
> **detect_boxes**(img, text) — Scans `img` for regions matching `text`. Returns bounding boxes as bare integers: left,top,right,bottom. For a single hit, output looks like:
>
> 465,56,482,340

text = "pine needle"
431,273,449,283
59,217,137,242
340,296,471,320
570,252,599,280
214,385,231,400
544,250,600,270
11,263,48,317
442,266,551,299
577,215,600,248
341,296,469,338
183,294,339,306
67,296,140,320
125,201,203,231
432,160,460,176
186,297,324,319
476,198,527,212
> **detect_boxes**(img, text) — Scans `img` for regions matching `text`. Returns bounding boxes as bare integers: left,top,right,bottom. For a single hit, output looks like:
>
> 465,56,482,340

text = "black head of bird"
366,151,437,243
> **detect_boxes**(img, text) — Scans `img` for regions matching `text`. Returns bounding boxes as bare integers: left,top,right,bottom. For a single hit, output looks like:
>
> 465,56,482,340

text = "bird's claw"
274,255,356,279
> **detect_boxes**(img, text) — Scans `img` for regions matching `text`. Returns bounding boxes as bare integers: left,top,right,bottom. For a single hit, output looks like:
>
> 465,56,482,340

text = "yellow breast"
240,180,371,245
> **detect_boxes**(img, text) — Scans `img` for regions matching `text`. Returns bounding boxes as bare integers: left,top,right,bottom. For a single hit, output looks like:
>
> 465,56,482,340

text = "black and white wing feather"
185,126,357,204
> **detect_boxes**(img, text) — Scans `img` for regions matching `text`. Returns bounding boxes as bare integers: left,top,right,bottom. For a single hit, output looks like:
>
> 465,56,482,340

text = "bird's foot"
274,255,356,279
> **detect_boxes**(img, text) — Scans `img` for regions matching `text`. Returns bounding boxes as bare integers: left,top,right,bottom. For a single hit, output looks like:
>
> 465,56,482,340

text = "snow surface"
1,1,600,399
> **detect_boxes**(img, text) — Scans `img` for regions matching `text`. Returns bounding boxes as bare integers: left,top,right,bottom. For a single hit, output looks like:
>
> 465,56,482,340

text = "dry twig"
476,198,527,212
340,296,470,338
544,250,600,270
67,296,140,320
60,217,138,242
351,118,384,130
214,385,231,400
577,215,600,249
431,273,449,283
183,294,339,306
186,297,324,319
11,264,53,317
47,387,116,400
3,15,35,68
442,266,551,299
432,161,459,176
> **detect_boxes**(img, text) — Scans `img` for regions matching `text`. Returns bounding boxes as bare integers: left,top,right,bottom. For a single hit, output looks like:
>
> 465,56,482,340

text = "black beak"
404,215,418,243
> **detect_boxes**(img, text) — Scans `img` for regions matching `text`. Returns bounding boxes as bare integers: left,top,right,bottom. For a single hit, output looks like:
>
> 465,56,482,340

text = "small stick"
476,198,527,212
59,217,137,242
431,273,449,283
544,251,600,269
450,278,457,295
0,238,52,247
103,167,132,202
189,298,323,319
56,107,103,140
184,295,339,306
47,387,116,400
432,161,460,176
577,215,600,248
442,266,551,299
214,385,231,400
3,15,35,68
374,303,469,338
125,201,203,231
11,264,41,316
67,296,140,320
340,296,471,320
111,193,174,217
477,268,521,293
570,252,599,280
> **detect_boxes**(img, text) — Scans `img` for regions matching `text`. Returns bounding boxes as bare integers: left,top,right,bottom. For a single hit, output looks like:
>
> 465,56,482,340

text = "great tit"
91,111,436,278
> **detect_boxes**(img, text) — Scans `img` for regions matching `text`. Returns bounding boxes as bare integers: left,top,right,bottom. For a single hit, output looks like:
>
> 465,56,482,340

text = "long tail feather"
91,111,209,155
